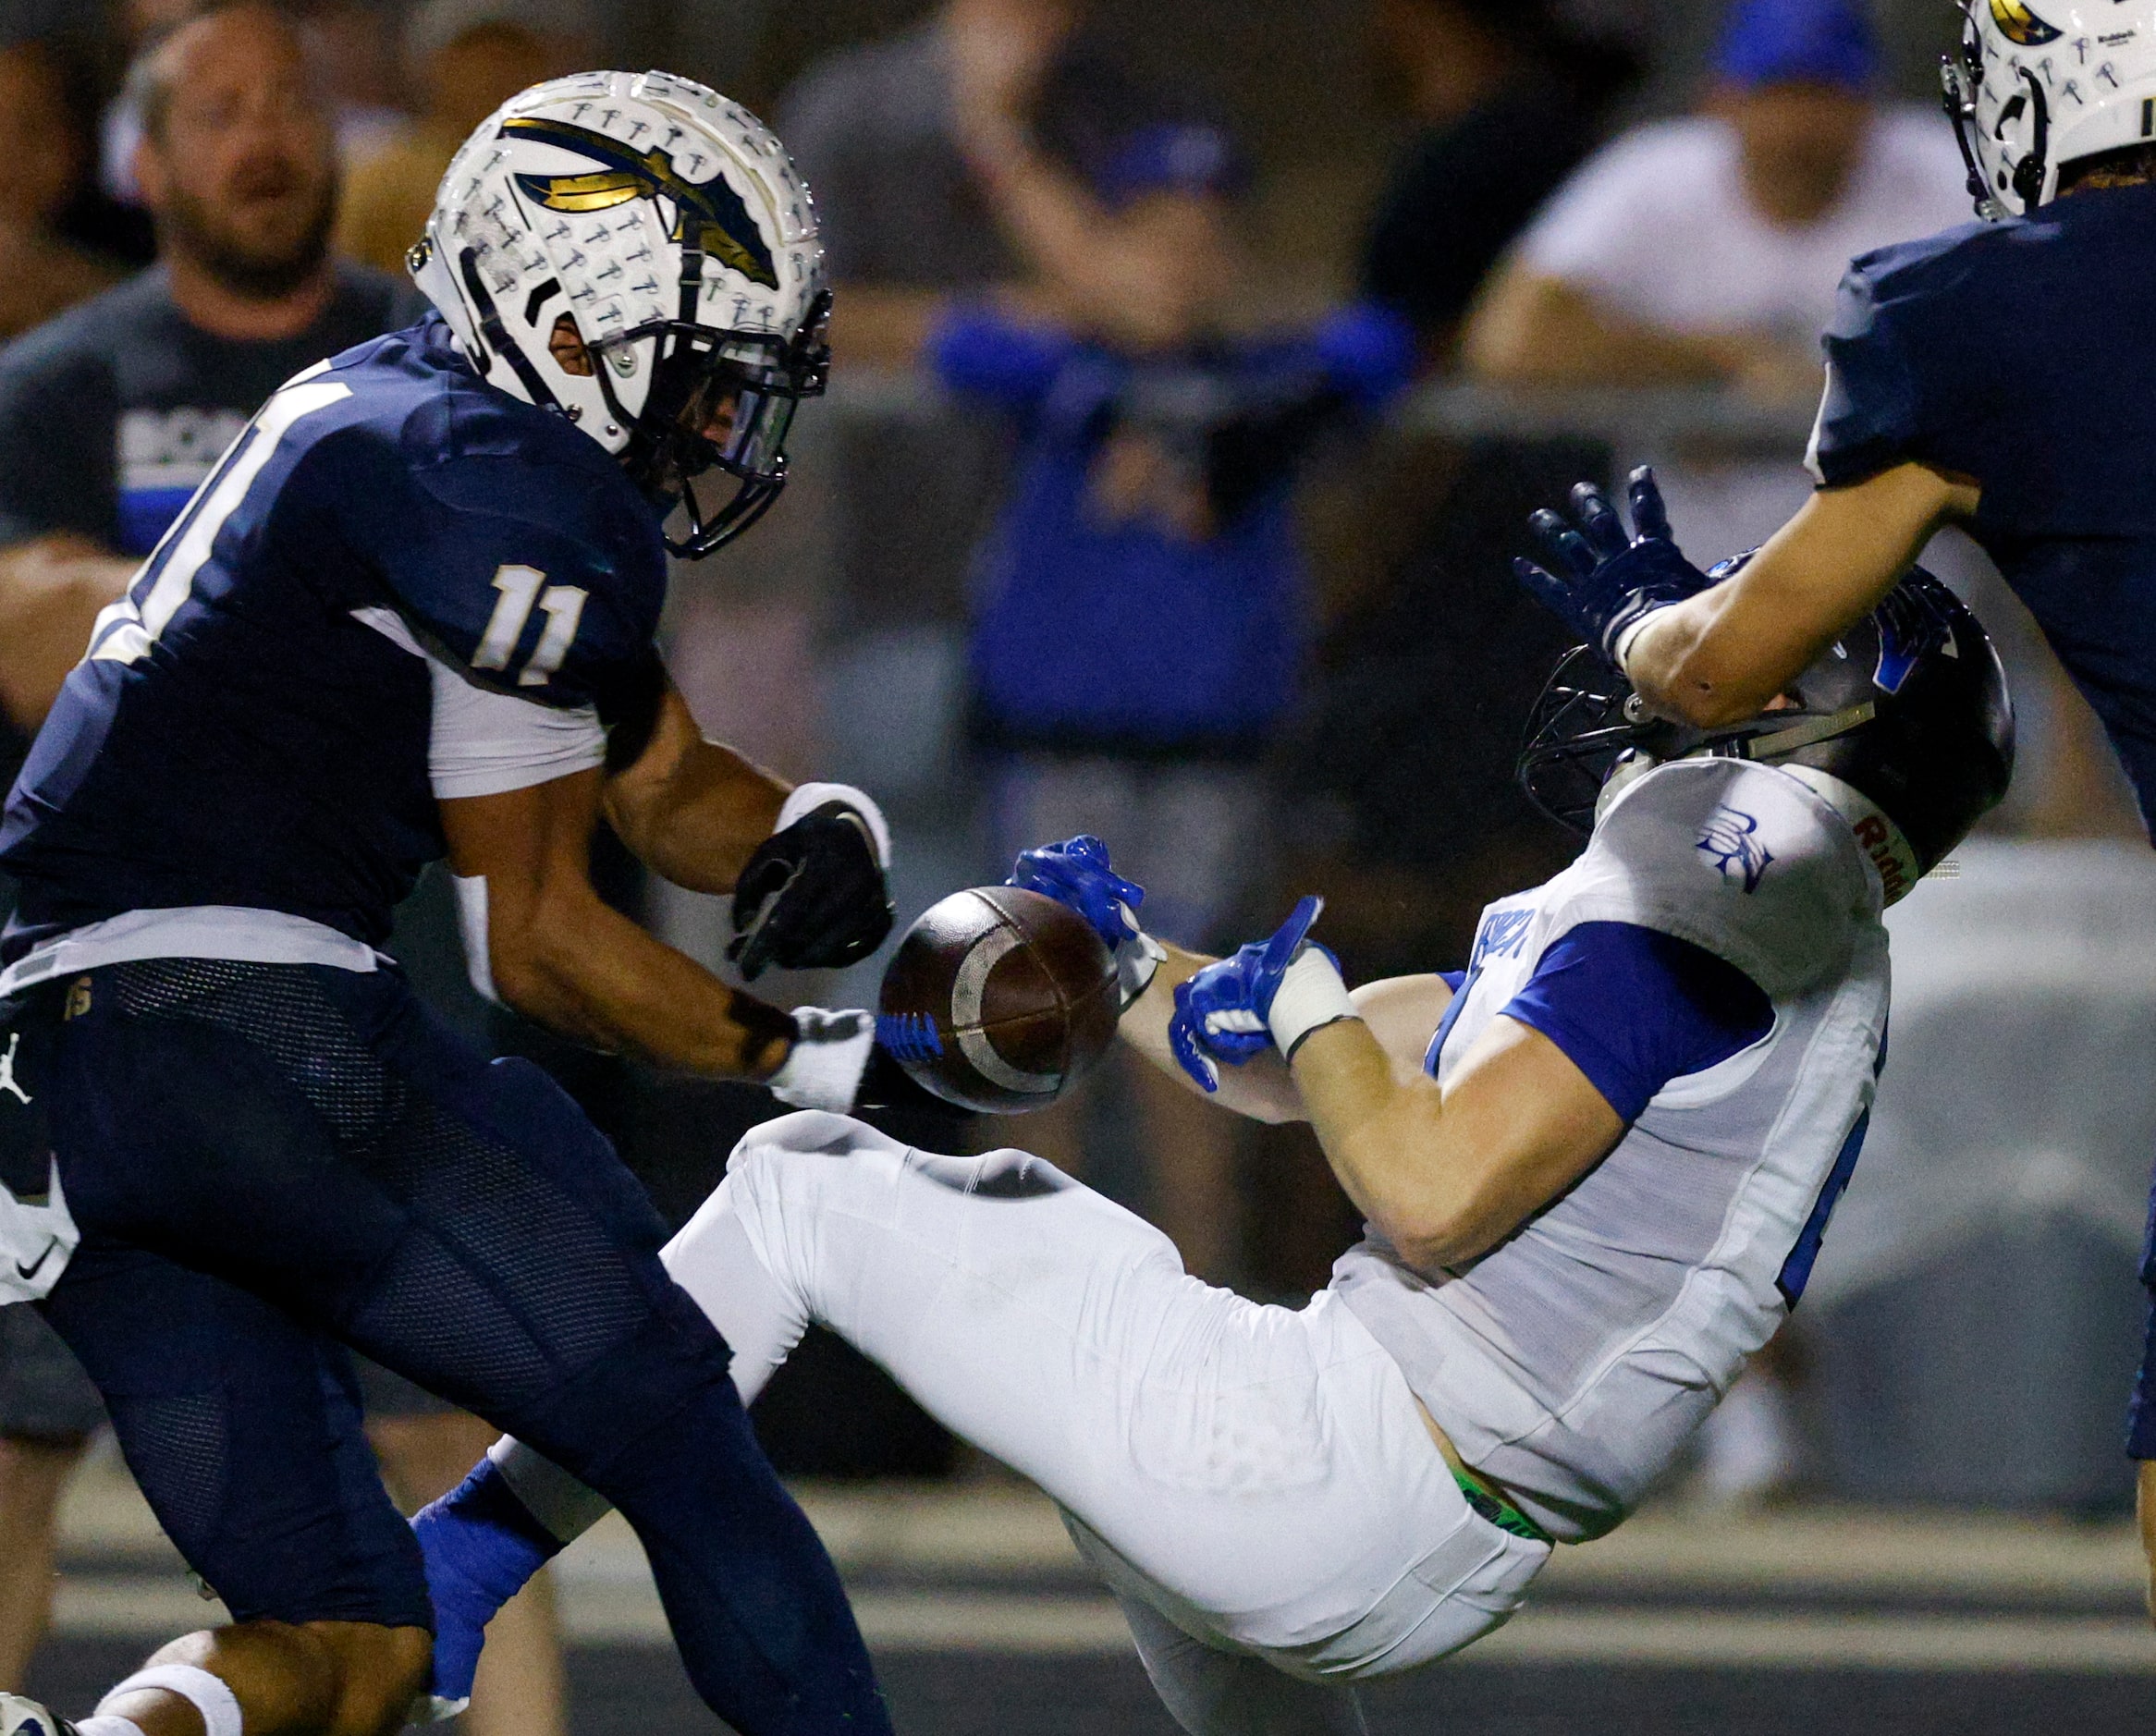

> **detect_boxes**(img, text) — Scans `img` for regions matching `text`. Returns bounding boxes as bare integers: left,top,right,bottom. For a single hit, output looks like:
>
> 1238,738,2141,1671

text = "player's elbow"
484,883,606,1026
1364,1156,1513,1273
1386,1204,1504,1275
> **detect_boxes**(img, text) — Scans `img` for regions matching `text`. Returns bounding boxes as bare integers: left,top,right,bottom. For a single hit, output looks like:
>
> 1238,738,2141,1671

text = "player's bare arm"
1125,947,1618,1265
1119,946,1455,1127
600,680,787,892
442,768,795,1080
1287,1011,1622,1271
1621,461,1982,727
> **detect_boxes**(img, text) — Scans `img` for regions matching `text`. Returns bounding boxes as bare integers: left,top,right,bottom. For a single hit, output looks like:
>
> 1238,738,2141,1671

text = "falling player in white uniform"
410,564,2011,1734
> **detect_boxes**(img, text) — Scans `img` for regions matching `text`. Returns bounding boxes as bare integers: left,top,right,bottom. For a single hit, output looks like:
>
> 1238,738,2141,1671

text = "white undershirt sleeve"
426,656,607,800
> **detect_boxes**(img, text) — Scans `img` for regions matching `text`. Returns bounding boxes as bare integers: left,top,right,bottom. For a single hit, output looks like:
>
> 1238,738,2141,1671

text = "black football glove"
729,788,896,982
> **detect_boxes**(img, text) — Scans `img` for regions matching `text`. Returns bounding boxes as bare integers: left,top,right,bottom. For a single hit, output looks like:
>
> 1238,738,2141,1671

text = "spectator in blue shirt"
928,117,1413,1277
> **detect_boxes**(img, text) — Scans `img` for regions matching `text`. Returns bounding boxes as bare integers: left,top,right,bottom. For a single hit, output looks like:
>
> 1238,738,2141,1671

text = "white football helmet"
410,69,830,556
1944,0,2156,218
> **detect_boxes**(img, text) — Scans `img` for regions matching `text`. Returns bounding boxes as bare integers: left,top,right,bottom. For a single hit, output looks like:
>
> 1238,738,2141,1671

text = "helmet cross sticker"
505,116,780,289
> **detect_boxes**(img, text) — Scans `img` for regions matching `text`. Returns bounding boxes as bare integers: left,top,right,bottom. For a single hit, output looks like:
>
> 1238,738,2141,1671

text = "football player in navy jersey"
0,72,902,1736
1511,0,2156,1612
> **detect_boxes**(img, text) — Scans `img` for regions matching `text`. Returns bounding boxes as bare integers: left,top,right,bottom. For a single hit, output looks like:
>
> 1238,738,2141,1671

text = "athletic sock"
410,1459,566,1708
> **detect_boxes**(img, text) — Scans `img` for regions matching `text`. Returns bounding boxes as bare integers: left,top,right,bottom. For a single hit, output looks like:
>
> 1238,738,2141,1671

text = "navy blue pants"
33,959,888,1735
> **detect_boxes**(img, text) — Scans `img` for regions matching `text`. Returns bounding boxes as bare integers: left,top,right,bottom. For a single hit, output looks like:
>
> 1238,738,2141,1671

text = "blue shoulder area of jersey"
1465,922,1773,1123
1816,182,2156,509
298,317,669,714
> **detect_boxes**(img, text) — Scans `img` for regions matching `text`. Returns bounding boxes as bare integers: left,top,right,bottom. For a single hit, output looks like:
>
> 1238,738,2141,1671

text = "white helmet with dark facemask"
1944,0,2156,218
410,68,830,556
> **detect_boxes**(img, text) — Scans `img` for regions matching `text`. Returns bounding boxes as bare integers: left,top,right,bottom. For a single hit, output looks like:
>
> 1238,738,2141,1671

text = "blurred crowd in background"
0,6,2151,1714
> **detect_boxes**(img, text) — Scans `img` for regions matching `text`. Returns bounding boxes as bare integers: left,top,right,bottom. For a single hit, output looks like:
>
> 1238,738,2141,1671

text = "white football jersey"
1330,757,1890,1543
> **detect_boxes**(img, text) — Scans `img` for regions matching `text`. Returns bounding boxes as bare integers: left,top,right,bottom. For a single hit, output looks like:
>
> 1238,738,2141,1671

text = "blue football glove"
1170,896,1332,1093
1009,835,1145,947
1513,467,1712,667
1011,835,1167,1008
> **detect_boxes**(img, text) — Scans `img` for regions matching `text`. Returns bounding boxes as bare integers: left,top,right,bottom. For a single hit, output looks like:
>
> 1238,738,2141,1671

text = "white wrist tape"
768,1008,876,1112
1115,913,1168,1009
450,874,498,1004
1266,947,1359,1061
778,782,890,869
100,1665,243,1736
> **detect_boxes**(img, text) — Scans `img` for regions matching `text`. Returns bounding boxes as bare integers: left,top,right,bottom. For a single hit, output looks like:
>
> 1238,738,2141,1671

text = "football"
877,887,1121,1114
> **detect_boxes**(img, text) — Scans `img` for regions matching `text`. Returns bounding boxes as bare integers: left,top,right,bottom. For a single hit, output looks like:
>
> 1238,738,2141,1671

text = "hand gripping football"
877,887,1121,1114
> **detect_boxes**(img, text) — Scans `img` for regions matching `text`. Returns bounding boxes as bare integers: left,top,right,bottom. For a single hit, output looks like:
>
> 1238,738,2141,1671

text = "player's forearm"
1119,944,1308,1125
1625,463,1974,727
494,886,793,1079
1292,1015,1619,1270
606,733,787,895
1289,1020,1472,1264
0,534,135,730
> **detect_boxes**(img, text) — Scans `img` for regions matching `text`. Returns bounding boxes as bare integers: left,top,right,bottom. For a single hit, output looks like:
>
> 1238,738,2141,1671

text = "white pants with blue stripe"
662,1111,1551,1736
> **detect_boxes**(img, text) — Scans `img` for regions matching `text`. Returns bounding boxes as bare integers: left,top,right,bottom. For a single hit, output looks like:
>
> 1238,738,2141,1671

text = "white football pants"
661,1111,1551,1736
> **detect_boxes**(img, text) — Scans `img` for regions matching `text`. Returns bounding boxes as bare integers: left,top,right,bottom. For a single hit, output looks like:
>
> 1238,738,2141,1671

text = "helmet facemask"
595,287,830,559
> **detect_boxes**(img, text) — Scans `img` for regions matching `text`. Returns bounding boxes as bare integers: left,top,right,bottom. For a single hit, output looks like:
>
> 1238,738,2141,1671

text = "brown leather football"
876,886,1121,1114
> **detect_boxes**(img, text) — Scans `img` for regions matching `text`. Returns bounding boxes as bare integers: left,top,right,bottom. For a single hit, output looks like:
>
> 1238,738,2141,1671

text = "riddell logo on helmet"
1852,814,1913,901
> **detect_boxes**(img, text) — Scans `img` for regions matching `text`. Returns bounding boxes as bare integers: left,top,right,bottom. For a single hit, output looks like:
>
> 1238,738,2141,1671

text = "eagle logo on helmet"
1987,0,2061,48
503,115,780,290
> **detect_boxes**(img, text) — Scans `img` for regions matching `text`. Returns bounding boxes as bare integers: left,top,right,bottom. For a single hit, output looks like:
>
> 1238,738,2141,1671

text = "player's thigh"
48,961,712,1436
693,1111,1193,1485
40,1240,428,1629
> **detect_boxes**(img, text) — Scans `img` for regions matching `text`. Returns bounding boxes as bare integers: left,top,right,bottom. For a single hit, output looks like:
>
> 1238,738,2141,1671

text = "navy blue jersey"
1809,180,2156,833
0,316,668,960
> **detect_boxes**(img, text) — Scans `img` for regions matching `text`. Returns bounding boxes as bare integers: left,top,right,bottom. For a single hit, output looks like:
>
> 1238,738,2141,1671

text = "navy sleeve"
1808,261,1925,490
320,397,669,716
1439,970,1467,993
1501,922,1773,1123
929,303,1076,409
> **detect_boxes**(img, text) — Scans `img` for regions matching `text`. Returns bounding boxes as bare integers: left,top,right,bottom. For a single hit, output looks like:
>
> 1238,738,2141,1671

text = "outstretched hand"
1513,467,1712,667
1009,835,1147,949
1169,896,1326,1093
